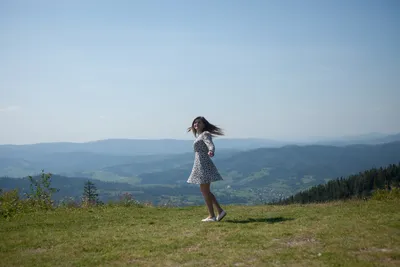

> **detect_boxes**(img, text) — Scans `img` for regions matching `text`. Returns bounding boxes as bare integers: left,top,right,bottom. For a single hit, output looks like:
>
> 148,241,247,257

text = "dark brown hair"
187,116,224,137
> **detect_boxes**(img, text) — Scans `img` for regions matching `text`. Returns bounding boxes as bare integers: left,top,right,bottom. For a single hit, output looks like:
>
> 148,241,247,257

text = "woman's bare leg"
209,192,223,214
200,183,215,218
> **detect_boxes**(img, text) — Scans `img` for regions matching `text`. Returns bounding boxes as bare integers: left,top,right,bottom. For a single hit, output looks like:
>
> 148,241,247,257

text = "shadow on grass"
224,216,294,224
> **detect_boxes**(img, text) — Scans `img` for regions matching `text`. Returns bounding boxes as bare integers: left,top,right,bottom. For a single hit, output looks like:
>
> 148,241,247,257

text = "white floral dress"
187,131,223,184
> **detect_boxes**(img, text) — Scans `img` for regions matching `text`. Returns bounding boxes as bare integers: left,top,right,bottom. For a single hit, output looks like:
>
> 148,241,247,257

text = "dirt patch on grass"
183,244,200,252
354,247,400,266
359,247,392,253
285,237,319,247
23,248,47,254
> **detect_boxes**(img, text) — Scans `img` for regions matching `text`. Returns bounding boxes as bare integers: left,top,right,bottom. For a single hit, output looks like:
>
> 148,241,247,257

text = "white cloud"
0,105,21,112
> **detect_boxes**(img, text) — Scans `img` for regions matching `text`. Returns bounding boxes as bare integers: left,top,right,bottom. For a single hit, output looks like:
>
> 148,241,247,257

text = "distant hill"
1,137,400,205
126,141,400,203
215,141,400,179
311,132,400,146
1,133,399,179
274,163,400,204
2,132,399,158
0,149,240,180
0,152,134,178
1,141,399,205
372,133,400,144
0,138,281,178
0,138,286,159
103,149,238,178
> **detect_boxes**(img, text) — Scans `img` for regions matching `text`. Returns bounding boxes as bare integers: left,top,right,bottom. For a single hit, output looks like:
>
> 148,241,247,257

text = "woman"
187,116,227,222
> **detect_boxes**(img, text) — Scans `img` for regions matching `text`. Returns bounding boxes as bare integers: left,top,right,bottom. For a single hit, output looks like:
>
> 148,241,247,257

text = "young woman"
187,116,227,222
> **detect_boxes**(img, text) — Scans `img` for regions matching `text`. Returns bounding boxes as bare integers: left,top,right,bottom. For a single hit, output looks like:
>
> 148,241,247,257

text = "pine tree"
82,180,99,206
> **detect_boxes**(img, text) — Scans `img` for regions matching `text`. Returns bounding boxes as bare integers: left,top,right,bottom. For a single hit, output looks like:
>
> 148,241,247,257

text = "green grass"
235,168,271,186
78,171,141,184
1,199,399,267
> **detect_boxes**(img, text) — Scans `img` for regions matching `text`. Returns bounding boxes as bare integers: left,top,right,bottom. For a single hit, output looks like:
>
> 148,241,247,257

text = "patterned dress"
187,131,223,184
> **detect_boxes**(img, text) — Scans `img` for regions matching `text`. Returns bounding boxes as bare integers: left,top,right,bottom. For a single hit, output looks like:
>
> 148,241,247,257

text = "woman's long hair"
187,116,224,137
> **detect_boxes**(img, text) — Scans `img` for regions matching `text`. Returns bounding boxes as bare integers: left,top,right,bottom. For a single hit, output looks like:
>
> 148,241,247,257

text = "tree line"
273,163,400,205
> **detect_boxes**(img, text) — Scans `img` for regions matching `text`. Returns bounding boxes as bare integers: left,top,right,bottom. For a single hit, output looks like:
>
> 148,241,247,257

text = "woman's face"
193,119,205,132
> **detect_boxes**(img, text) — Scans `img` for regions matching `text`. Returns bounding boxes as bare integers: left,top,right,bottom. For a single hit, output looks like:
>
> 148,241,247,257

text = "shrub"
58,197,80,209
25,170,59,210
371,187,400,201
107,192,143,207
119,192,142,207
0,189,22,219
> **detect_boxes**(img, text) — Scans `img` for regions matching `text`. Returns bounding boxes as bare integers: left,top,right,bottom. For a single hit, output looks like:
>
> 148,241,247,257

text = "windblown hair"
187,116,224,137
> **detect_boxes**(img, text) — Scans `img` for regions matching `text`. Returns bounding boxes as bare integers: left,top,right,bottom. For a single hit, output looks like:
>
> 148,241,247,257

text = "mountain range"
2,132,399,156
1,132,399,179
1,132,399,206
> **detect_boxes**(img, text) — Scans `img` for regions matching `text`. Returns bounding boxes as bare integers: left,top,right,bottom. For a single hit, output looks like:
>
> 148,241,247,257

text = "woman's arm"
202,131,215,156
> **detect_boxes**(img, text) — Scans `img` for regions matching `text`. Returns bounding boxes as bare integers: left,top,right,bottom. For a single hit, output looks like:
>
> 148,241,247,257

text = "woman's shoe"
201,217,216,222
216,210,226,221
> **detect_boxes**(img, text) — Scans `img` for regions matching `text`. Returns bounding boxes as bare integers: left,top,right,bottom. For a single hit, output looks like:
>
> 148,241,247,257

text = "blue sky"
1,0,399,144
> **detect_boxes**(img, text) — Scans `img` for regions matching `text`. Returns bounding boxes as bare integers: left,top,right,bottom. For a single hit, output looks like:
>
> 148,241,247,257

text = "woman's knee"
200,184,210,195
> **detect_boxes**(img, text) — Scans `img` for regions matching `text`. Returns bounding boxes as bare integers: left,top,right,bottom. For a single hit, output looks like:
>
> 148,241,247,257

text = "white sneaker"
217,210,226,221
201,217,216,222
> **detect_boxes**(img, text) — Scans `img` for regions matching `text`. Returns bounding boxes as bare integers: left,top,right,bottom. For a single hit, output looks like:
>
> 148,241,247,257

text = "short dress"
187,131,223,184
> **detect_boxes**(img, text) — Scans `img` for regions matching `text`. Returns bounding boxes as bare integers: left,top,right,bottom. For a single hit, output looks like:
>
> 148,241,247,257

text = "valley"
1,136,399,206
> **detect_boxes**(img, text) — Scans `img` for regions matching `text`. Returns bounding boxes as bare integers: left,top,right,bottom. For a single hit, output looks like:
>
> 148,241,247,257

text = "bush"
0,189,22,219
58,197,80,209
107,192,143,207
25,170,59,210
1,170,60,219
371,187,400,201
120,192,141,207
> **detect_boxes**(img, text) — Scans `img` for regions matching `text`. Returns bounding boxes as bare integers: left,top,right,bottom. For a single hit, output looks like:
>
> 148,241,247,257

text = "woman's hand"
208,151,214,157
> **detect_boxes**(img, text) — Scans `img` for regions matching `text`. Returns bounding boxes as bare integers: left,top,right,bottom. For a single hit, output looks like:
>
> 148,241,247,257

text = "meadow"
1,197,399,266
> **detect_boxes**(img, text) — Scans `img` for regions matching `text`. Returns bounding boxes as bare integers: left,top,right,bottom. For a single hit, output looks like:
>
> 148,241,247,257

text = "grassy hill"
0,198,399,266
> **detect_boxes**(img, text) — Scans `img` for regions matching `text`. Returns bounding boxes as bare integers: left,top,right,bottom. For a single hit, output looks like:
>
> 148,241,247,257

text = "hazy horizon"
1,0,399,145
0,131,398,146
